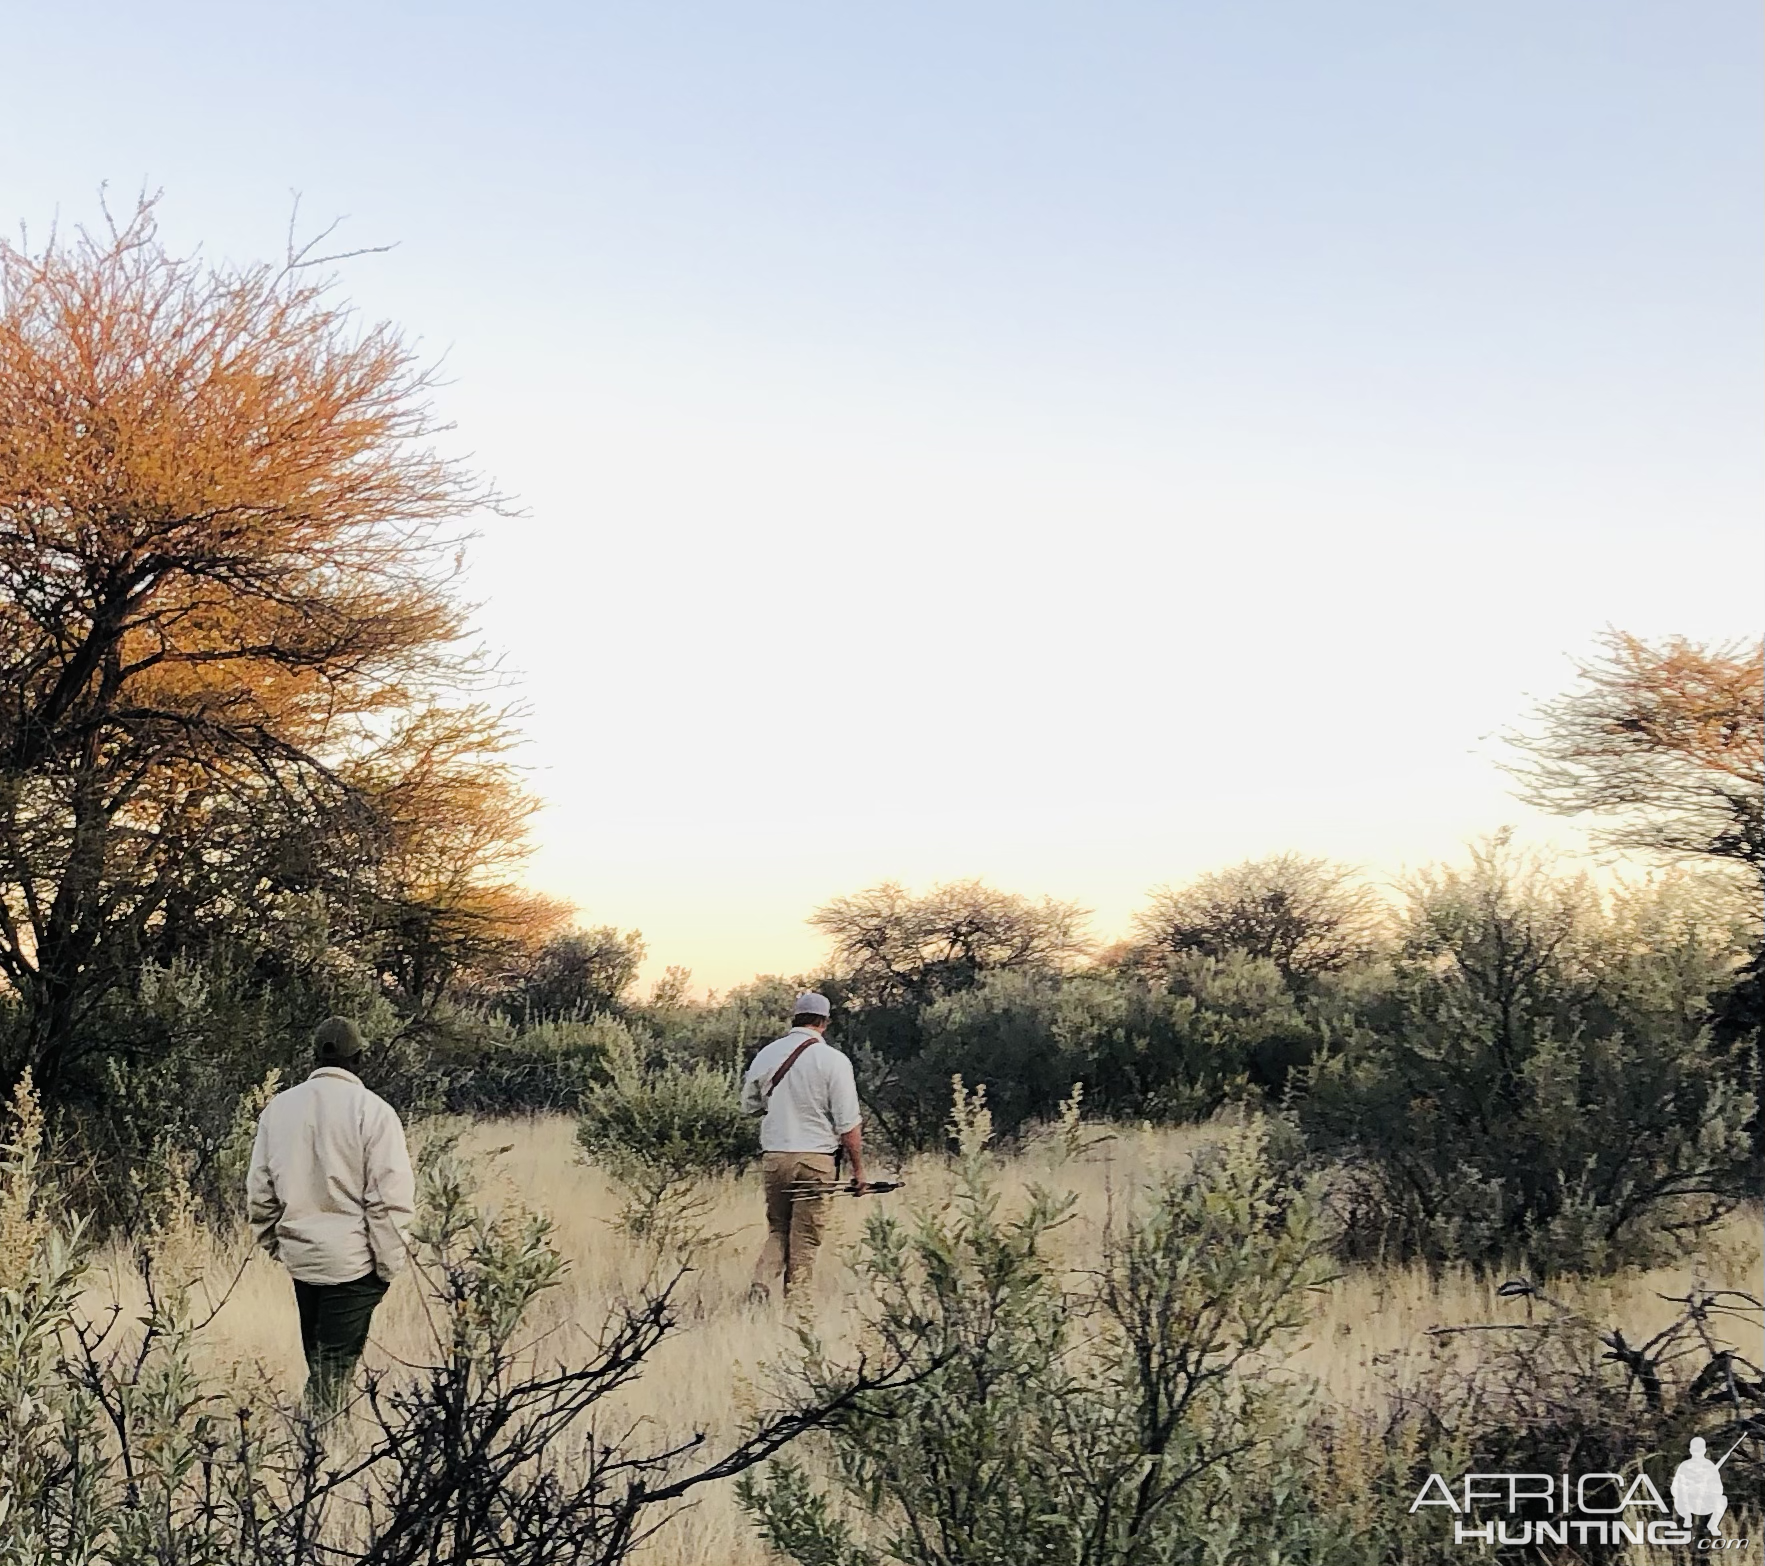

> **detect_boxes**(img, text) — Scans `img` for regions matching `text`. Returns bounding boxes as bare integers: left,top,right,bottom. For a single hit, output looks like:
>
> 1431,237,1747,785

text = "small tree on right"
1508,630,1764,1137
1506,631,1763,883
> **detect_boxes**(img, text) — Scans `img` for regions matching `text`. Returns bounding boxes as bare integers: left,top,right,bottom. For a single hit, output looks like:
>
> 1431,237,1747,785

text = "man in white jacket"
247,1017,415,1414
741,991,866,1302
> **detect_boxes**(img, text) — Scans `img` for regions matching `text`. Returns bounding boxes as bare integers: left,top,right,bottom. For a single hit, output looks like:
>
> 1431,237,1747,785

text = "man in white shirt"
246,1017,416,1415
741,990,866,1302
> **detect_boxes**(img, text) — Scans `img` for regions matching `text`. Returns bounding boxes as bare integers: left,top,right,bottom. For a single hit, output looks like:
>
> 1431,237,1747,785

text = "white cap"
792,990,831,1018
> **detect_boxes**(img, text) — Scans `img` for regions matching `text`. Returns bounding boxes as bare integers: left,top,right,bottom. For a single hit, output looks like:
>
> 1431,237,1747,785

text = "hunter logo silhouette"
1671,1436,1739,1536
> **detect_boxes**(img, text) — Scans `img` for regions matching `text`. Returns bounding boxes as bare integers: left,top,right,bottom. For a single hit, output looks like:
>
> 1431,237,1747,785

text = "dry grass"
80,1115,1764,1566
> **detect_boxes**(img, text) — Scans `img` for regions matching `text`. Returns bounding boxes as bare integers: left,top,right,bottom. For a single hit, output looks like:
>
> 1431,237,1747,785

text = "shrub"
487,926,648,1022
393,1008,616,1117
740,1087,1346,1565
1140,950,1344,1099
575,1022,756,1248
575,1023,754,1177
852,970,1092,1145
849,961,1313,1150
0,1074,93,1554
1299,843,1758,1273
642,975,810,1072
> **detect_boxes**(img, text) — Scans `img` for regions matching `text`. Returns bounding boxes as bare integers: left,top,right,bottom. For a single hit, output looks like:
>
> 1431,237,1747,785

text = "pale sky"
6,3,1761,992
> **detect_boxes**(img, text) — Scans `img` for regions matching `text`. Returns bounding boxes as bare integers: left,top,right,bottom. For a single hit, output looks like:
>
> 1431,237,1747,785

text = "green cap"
314,1016,365,1063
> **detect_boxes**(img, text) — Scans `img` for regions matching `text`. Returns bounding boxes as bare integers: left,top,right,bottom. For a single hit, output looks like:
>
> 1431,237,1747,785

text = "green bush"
640,975,809,1072
1132,950,1345,1100
575,1021,756,1198
740,1090,1351,1565
849,960,1317,1150
485,926,648,1022
1298,844,1758,1273
393,1007,615,1117
853,970,1092,1146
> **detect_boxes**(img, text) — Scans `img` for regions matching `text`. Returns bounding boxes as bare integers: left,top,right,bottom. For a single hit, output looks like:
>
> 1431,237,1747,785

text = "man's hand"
839,1124,866,1195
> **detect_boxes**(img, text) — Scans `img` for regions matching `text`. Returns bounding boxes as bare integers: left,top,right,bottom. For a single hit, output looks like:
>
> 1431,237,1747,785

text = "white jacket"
246,1067,416,1285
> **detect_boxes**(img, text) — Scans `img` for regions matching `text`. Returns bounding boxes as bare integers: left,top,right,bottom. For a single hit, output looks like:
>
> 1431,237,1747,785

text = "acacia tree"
810,878,1090,1008
1129,853,1385,985
338,706,570,1010
1507,631,1764,883
0,199,549,1095
497,925,647,1020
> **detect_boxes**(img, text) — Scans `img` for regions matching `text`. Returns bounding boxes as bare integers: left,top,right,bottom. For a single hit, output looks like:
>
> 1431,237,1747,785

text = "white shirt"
246,1067,416,1285
741,1029,862,1154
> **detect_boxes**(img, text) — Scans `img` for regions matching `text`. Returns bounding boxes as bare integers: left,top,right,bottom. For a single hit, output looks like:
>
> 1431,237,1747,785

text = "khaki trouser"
753,1151,837,1298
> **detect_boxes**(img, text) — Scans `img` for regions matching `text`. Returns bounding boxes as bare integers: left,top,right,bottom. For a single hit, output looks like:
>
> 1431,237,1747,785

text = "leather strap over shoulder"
768,1035,820,1094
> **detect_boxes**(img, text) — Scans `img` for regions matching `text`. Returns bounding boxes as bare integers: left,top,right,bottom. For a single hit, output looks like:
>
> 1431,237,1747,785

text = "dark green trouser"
293,1271,389,1416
